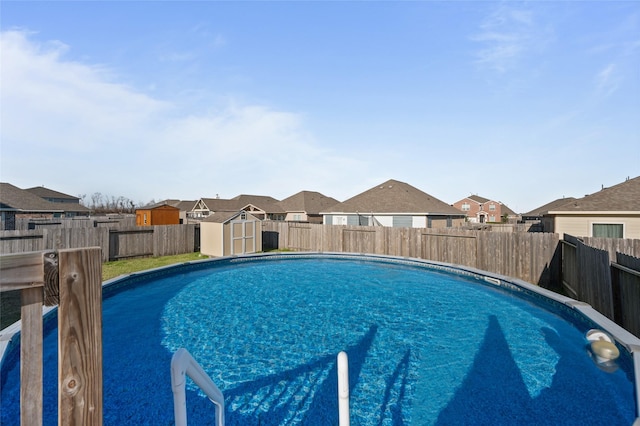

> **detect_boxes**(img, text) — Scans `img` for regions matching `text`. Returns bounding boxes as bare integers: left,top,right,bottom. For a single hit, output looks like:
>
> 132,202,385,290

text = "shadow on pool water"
183,315,634,425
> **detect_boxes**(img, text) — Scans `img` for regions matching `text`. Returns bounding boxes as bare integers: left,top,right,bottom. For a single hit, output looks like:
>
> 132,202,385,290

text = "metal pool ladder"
171,348,225,426
170,349,351,426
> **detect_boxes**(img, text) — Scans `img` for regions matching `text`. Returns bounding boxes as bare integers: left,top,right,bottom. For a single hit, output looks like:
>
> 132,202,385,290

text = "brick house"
452,195,516,223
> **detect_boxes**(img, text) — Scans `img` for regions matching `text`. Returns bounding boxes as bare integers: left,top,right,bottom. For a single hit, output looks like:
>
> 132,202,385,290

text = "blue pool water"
1,255,637,425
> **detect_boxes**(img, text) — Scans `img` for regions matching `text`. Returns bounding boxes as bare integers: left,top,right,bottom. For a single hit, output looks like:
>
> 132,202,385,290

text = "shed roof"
278,191,340,214
202,210,260,224
323,179,464,215
548,176,640,213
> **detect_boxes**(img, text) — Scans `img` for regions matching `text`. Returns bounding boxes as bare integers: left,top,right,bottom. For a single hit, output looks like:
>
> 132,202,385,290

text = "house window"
240,211,247,220
592,223,623,238
461,203,470,211
489,204,496,211
143,213,147,225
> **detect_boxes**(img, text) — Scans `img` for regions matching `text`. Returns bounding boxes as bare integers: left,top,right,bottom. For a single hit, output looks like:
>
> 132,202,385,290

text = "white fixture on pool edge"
586,329,620,365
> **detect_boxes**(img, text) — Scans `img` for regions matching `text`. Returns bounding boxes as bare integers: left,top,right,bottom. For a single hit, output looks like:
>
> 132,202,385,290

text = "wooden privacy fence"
16,216,136,231
562,234,640,337
0,225,198,262
0,248,103,425
262,222,561,288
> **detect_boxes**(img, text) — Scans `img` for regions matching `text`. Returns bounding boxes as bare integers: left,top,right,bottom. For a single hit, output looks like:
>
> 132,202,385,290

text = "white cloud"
471,5,549,73
594,63,619,97
0,30,368,202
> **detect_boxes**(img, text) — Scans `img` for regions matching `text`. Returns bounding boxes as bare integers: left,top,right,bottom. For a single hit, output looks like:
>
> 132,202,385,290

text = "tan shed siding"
200,222,224,257
223,223,231,255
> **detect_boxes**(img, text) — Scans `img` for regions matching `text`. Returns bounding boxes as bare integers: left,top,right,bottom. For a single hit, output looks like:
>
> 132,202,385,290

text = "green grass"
0,252,209,330
102,252,207,281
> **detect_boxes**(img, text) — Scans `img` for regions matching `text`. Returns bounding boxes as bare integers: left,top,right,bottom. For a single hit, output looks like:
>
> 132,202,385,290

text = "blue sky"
1,1,638,212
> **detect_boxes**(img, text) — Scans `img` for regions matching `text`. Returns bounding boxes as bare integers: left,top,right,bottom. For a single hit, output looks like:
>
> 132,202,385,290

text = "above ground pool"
1,253,639,425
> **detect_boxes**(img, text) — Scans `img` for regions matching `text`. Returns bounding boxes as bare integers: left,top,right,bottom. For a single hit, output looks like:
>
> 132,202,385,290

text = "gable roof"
174,200,197,211
25,186,79,202
323,179,464,215
278,191,340,214
522,197,577,217
0,182,64,212
199,198,242,212
231,194,283,213
466,195,491,204
548,176,640,213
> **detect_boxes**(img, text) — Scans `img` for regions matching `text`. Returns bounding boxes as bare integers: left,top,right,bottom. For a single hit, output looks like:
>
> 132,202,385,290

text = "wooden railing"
0,247,103,425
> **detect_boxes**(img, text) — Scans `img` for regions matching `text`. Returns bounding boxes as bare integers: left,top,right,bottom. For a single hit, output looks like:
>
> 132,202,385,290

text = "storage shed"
135,203,180,226
200,210,262,257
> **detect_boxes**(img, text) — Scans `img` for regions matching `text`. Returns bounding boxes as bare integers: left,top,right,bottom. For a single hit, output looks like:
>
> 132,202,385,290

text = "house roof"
278,191,340,214
25,186,79,201
0,182,65,212
323,179,464,215
231,194,284,213
174,200,197,211
522,197,577,217
548,176,640,213
467,195,491,204
199,198,242,212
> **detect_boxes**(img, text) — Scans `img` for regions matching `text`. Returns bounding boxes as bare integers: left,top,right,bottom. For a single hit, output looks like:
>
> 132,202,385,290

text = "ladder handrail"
337,351,350,426
171,348,225,426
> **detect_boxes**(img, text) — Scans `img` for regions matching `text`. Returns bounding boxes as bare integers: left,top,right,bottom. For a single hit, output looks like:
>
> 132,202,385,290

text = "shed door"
230,220,256,255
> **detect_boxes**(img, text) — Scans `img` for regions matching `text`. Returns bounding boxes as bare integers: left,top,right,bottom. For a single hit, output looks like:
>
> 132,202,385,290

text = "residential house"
278,191,340,224
452,195,516,223
542,176,640,238
173,200,197,224
190,198,239,220
230,194,284,221
321,179,466,228
0,183,90,230
190,194,284,221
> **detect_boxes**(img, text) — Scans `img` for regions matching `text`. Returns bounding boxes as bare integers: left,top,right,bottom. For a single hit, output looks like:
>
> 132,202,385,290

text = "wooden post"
20,286,44,426
57,247,103,426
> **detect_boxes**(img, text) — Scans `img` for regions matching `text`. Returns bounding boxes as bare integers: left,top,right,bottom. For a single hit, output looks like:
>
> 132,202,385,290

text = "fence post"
57,247,103,425
20,286,44,426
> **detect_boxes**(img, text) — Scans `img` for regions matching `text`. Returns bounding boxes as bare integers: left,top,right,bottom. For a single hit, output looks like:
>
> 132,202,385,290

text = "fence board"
0,231,45,254
614,253,640,337
577,241,614,319
261,222,560,288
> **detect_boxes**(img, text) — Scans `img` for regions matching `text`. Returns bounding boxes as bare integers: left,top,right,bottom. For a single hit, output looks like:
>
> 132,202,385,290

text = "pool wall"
2,251,639,423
